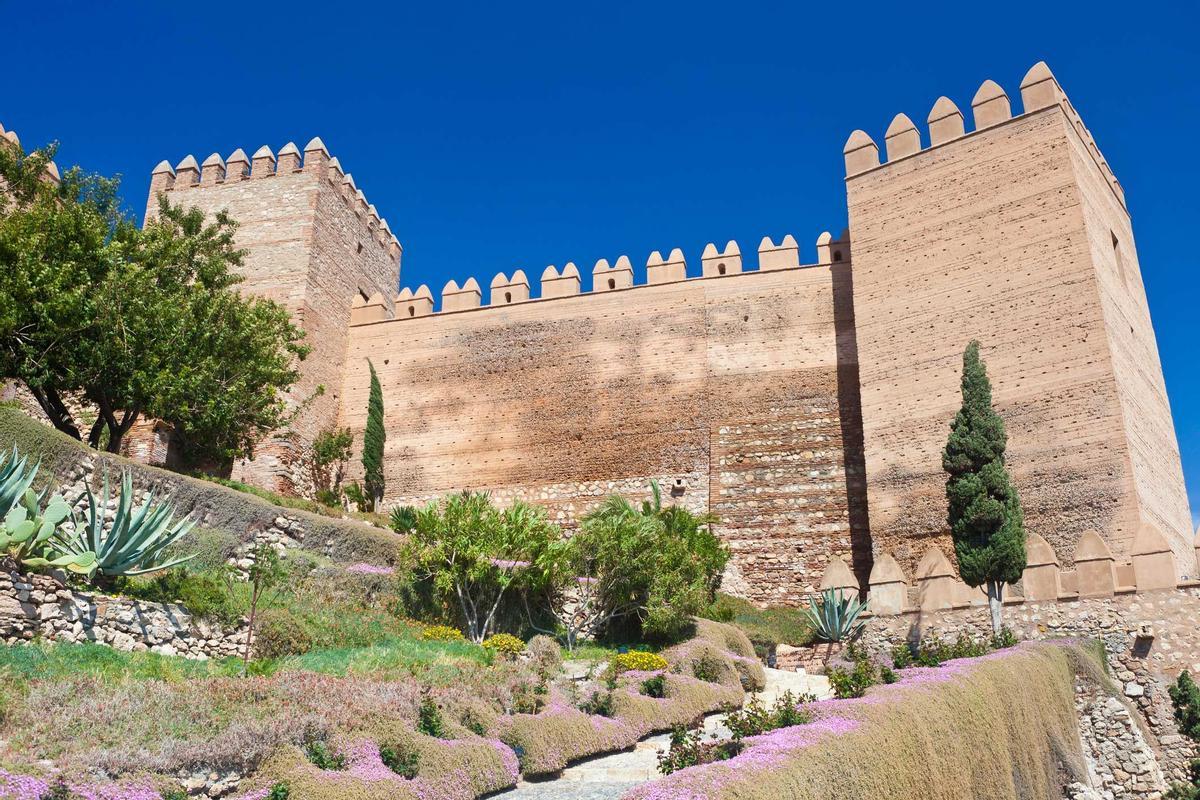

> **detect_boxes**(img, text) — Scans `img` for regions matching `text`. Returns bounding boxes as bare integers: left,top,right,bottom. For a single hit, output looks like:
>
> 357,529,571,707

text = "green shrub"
303,739,346,770
482,633,525,657
418,696,446,738
461,709,488,736
117,568,241,625
255,610,314,659
828,648,881,699
691,653,723,683
657,725,739,775
379,742,420,778
578,686,615,717
613,651,668,672
1171,671,1200,741
725,690,813,739
267,784,290,800
641,673,666,698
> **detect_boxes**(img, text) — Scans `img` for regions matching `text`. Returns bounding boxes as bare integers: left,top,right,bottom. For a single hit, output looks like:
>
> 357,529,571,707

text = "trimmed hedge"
0,407,405,565
624,641,1096,800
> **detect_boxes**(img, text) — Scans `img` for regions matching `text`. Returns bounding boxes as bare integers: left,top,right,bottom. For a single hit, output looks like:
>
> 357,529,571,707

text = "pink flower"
346,562,396,575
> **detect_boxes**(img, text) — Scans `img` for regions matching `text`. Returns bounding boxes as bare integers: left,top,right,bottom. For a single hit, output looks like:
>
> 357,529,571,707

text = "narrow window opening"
1111,231,1127,287
718,263,726,275
833,251,843,262
505,291,512,303
356,242,364,254
407,305,415,317
607,278,615,290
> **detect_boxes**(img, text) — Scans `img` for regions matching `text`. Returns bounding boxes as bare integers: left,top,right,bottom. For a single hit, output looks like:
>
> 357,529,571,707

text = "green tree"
362,359,385,509
242,544,288,675
403,491,556,642
0,138,308,462
525,481,729,648
942,340,1026,635
311,427,354,504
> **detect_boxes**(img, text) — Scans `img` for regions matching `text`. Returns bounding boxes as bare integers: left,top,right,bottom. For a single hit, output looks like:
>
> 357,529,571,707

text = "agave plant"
0,447,41,517
52,470,197,579
801,588,868,643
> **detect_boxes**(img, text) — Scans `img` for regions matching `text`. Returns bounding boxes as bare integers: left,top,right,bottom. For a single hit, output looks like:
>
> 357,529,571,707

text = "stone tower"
844,62,1193,575
145,140,400,492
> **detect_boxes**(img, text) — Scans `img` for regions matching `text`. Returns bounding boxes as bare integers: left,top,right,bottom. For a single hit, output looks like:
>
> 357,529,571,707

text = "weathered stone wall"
844,68,1193,577
145,142,401,495
340,257,869,603
0,568,246,659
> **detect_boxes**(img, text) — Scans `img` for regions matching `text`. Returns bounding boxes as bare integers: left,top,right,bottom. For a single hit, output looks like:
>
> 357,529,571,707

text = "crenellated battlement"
843,61,1126,208
0,120,64,186
351,229,850,325
820,520,1193,616
149,138,401,257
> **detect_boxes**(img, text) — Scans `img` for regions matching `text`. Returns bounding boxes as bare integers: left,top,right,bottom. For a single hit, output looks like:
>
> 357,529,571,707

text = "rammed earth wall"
0,568,246,659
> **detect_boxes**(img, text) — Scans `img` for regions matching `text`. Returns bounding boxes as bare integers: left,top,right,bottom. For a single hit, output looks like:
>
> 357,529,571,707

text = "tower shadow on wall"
831,261,874,592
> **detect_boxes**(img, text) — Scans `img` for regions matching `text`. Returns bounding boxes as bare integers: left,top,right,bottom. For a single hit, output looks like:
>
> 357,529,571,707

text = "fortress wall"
846,101,1148,575
1063,123,1195,570
145,145,400,492
340,263,869,603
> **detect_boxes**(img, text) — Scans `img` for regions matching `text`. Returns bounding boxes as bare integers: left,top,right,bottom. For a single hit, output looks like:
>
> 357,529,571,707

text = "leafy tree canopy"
0,139,307,463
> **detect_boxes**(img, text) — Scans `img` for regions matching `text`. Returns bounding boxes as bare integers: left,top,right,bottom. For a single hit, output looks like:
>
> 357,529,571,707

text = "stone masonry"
131,61,1191,604
0,567,246,659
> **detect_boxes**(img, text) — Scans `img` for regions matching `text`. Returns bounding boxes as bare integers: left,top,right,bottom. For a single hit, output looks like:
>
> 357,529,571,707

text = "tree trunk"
27,383,82,440
986,580,1004,636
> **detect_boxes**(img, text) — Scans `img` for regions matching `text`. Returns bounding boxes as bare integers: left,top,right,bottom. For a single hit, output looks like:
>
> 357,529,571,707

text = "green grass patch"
0,640,241,684
275,635,490,679
704,593,815,652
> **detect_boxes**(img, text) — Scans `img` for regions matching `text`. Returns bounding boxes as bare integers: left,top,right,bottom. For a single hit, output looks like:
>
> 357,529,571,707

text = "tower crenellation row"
350,229,850,324
149,138,401,258
843,61,1125,208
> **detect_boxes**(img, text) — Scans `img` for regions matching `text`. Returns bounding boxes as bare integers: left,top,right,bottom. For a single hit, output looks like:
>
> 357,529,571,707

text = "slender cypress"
362,359,386,510
942,340,1026,635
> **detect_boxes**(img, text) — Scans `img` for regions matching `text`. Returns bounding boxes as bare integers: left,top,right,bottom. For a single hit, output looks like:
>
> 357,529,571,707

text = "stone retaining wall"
0,567,246,659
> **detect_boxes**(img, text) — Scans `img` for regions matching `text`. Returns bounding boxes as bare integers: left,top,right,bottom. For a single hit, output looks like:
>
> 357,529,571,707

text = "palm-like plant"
53,471,197,579
801,588,868,643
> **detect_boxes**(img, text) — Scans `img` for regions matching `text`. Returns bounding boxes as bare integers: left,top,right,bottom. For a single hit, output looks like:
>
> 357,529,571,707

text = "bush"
422,625,466,642
641,673,666,698
303,739,346,770
578,686,615,717
613,651,668,673
827,647,885,699
267,784,290,800
379,742,420,778
418,696,446,738
1171,671,1200,741
482,633,525,658
691,653,724,684
117,567,241,625
724,690,813,739
255,610,314,660
657,725,739,775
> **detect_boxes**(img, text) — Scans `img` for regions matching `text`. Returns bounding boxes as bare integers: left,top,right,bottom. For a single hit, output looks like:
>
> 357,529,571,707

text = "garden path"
494,667,831,800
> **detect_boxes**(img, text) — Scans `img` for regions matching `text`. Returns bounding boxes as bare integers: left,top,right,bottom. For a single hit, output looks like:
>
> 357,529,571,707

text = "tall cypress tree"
362,359,385,510
942,340,1026,635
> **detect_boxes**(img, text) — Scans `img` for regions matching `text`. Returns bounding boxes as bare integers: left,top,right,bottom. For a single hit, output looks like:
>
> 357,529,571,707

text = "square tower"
844,63,1193,576
145,139,401,493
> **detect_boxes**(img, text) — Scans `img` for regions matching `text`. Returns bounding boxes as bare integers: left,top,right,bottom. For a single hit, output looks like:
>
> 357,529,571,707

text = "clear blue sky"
3,2,1196,525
